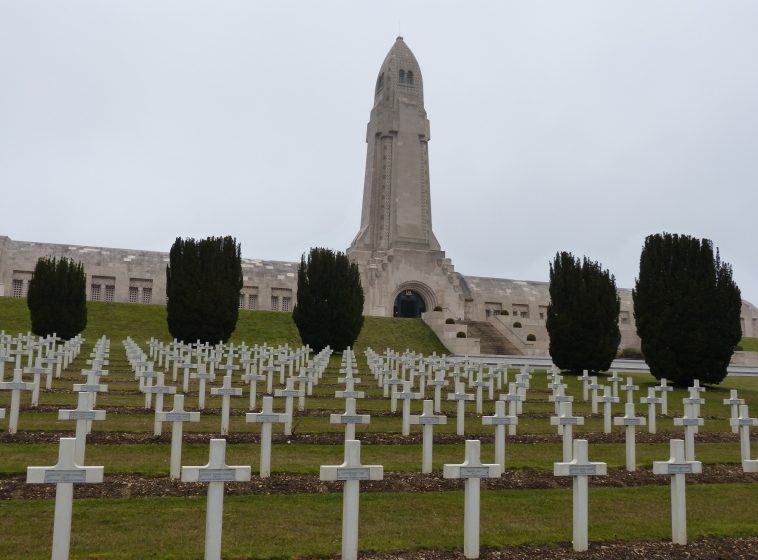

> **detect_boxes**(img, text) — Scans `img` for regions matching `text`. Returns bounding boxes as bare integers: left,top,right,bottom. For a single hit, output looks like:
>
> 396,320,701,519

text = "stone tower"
348,37,466,318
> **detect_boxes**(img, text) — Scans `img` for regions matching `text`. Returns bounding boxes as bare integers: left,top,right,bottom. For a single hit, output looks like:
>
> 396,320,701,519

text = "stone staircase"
464,321,522,356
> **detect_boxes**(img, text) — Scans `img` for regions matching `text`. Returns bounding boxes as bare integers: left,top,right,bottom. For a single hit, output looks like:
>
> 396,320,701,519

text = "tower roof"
374,36,424,106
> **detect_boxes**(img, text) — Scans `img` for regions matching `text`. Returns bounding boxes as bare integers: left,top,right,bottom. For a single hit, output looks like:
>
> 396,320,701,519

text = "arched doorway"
394,289,427,318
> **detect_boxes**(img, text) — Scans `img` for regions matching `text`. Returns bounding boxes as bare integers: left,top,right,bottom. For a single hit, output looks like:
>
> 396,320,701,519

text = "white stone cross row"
653,438,702,545
730,404,758,462
210,374,242,435
553,439,607,552
320,440,383,560
246,396,290,477
191,363,212,410
499,382,524,436
447,381,475,436
144,371,176,435
673,402,704,461
396,380,422,436
550,401,585,462
409,399,447,473
274,377,304,436
613,402,646,471
0,368,35,434
654,377,674,415
597,386,619,433
723,390,745,434
443,439,502,559
621,377,639,405
27,438,104,560
58,392,106,465
640,387,662,434
181,439,251,560
330,397,370,442
483,400,517,471
156,394,201,479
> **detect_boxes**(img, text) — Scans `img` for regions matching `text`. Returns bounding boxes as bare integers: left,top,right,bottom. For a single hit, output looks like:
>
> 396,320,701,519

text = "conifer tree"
27,257,87,340
546,252,621,372
633,233,741,385
166,236,242,344
292,247,364,352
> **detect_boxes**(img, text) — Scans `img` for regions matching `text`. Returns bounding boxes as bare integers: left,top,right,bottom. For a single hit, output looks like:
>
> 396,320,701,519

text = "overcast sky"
2,1,756,302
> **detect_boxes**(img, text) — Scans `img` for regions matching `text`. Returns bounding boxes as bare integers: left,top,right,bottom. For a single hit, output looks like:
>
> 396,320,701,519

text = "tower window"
406,70,414,85
399,69,405,84
375,72,384,94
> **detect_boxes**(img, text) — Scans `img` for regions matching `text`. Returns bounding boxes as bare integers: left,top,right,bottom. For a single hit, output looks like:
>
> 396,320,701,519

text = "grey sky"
2,1,756,302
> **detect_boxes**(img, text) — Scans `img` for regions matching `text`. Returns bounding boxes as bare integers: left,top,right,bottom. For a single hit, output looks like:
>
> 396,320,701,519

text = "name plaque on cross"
417,416,444,425
622,418,644,426
214,388,239,396
44,470,88,483
197,469,241,482
164,412,193,422
459,466,492,478
65,411,97,420
681,419,701,426
339,415,365,424
254,414,284,423
568,464,600,476
560,417,580,425
667,464,695,474
336,468,371,480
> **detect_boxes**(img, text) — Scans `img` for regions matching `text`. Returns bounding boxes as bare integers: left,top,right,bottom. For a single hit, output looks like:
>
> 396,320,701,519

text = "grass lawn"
1,484,757,559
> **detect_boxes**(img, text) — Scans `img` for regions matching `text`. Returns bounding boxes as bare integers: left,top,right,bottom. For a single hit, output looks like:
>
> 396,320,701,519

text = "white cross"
654,378,674,415
177,359,197,393
330,397,370,442
262,361,278,394
320,440,383,560
191,363,212,410
587,377,603,414
0,352,15,382
242,369,265,410
0,368,35,433
513,373,529,414
156,394,201,479
483,400,517,471
621,377,639,404
730,404,758,462
673,402,704,461
579,370,591,401
427,369,449,413
723,389,745,434
144,372,176,435
553,439,607,552
386,374,404,412
291,369,311,410
181,439,251,560
640,387,662,434
24,358,51,408
447,381,474,436
498,382,523,436
597,386,619,434
335,375,365,400
607,370,622,398
210,374,242,435
443,440,502,559
550,401,585,462
27,437,104,560
274,377,304,436
246,396,290,477
548,385,573,436
396,380,422,436
613,402,646,471
58,392,106,465
409,399,447,473
73,370,108,432
652,438,702,545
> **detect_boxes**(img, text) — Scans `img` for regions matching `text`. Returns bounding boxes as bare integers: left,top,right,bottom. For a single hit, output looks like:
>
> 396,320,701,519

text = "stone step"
463,321,522,356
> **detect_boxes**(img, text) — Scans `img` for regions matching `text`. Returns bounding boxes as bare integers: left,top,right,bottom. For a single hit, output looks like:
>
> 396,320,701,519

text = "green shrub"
500,310,509,315
513,321,522,328
633,233,741,385
445,318,455,324
456,331,466,338
433,305,443,312
526,333,536,341
292,247,364,352
166,236,242,344
27,256,87,340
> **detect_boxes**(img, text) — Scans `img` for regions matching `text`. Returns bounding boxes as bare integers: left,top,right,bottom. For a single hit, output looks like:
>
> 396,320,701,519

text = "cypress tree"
633,233,741,385
546,252,621,373
292,247,364,352
27,257,87,340
166,236,242,344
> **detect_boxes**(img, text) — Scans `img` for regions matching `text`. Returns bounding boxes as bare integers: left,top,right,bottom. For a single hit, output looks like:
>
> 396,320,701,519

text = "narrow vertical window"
406,70,414,85
271,296,279,311
399,69,405,84
128,287,138,303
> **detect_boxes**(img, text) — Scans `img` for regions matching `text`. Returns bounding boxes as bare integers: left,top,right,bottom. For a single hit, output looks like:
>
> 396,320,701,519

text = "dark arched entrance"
394,289,427,318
